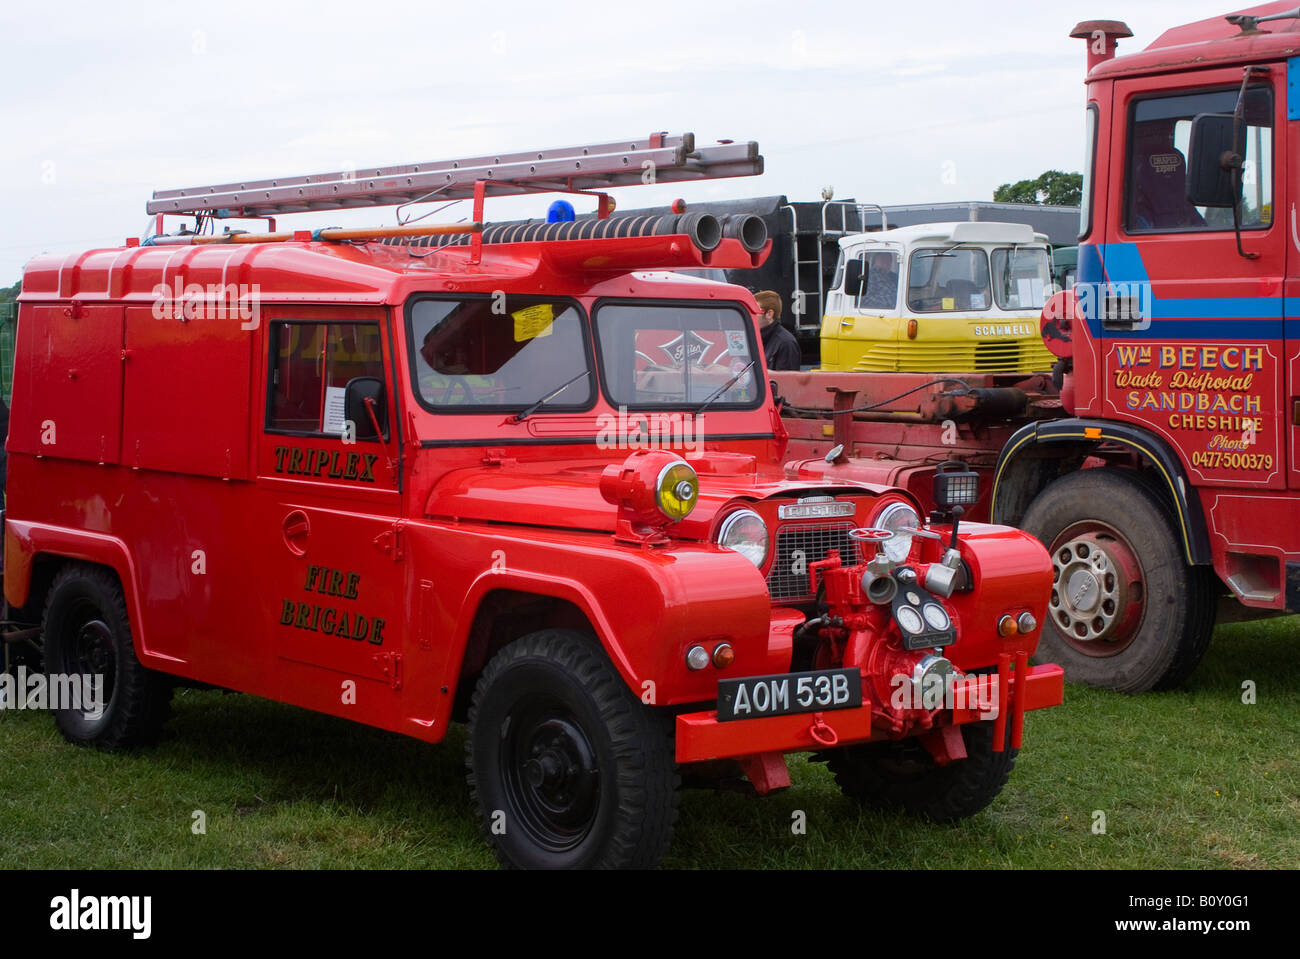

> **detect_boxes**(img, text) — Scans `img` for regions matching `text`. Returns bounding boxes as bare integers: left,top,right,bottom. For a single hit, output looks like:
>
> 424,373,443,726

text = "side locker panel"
8,304,123,463
121,305,253,479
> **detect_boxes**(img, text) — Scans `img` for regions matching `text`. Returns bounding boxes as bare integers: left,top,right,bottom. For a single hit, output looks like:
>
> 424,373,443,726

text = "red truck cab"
992,4,1300,693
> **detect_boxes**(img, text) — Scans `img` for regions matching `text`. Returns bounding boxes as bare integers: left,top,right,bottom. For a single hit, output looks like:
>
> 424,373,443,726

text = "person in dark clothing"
754,290,800,371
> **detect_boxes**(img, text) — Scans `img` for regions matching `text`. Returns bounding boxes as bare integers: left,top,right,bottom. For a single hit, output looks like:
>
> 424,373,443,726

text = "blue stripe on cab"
1074,242,1291,338
1289,57,1300,121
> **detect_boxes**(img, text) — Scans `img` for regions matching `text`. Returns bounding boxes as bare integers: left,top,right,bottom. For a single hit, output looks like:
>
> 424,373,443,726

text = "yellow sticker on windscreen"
942,297,955,310
513,303,555,341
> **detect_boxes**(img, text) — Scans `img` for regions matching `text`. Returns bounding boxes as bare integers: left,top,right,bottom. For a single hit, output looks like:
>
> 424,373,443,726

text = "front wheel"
465,629,680,869
826,722,1015,821
1019,468,1216,694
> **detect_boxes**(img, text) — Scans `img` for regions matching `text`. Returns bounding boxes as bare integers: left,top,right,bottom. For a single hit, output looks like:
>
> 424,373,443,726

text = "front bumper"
674,661,1064,764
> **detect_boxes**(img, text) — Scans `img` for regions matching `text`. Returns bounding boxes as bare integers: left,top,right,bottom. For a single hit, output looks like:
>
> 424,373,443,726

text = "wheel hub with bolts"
505,711,600,850
71,614,117,701
1048,526,1145,656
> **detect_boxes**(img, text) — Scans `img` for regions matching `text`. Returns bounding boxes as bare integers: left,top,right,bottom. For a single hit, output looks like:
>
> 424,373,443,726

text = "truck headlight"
717,509,769,568
873,501,921,563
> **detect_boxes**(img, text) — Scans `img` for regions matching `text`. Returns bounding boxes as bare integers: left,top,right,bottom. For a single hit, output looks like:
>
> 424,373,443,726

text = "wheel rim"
1047,522,1145,657
58,600,117,707
500,698,600,853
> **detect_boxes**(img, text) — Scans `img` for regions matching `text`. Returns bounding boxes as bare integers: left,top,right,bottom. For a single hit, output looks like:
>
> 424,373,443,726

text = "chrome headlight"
717,509,769,568
874,501,921,563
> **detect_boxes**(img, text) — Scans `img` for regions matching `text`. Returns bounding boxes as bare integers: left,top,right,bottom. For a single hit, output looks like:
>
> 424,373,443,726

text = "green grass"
2,616,1298,869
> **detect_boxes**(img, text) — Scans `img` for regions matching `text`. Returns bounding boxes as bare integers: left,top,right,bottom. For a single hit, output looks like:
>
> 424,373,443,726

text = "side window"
858,251,900,311
268,321,386,435
1126,86,1273,233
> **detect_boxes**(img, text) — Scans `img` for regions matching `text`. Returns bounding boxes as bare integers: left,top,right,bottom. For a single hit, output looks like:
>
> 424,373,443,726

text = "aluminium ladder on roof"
147,133,763,219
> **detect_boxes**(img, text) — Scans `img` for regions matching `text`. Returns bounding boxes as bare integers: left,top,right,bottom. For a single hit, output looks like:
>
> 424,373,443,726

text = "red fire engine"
3,134,1063,868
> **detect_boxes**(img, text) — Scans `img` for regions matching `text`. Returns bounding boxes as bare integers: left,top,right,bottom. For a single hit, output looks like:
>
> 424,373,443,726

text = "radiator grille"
765,523,859,601
849,338,1055,374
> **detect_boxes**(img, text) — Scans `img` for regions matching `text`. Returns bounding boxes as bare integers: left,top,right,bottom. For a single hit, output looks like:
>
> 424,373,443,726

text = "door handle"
1100,295,1145,330
282,510,310,556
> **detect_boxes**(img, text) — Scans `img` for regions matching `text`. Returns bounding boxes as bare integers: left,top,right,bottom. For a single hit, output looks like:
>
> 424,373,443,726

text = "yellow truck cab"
820,221,1059,373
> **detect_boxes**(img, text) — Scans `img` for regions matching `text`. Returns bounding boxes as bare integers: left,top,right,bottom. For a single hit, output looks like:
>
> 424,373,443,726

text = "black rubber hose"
717,213,767,253
391,212,723,251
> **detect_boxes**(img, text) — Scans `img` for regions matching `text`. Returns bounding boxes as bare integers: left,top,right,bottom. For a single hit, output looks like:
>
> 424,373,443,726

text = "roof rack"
147,132,763,219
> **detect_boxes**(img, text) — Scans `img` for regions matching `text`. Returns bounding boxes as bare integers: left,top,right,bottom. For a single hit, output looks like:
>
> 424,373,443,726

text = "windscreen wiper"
510,369,591,423
695,359,756,415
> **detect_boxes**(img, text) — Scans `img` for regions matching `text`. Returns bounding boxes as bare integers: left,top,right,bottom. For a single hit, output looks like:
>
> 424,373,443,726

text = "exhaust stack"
1070,20,1133,73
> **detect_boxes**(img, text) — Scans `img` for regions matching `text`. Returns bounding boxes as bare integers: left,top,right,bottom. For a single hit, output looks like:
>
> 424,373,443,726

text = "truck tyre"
41,565,173,749
826,721,1015,821
465,629,680,869
1018,468,1216,693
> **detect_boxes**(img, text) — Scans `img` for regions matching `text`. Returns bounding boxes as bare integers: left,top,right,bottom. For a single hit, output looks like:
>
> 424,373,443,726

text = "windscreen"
407,296,593,411
991,248,1051,310
594,302,761,408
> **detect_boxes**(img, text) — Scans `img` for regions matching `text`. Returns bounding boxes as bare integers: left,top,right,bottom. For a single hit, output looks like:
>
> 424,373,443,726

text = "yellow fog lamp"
600,450,699,544
656,459,699,521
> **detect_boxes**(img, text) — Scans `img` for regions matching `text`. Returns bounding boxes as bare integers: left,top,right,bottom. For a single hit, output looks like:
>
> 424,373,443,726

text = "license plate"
716,668,862,722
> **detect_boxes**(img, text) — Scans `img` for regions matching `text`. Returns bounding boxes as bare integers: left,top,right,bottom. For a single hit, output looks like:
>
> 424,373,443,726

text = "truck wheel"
465,629,680,869
826,722,1015,821
41,565,173,749
1019,468,1216,693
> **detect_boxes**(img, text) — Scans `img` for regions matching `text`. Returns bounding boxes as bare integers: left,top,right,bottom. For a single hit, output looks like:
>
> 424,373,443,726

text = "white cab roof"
839,221,1047,250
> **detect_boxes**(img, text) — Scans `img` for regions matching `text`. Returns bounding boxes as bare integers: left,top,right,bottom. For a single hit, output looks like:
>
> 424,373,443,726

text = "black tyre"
1019,468,1216,694
827,721,1015,821
465,629,680,869
41,565,172,748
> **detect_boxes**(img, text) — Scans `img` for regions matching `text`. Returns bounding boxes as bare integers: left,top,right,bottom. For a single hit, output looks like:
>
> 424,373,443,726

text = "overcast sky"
0,0,1244,281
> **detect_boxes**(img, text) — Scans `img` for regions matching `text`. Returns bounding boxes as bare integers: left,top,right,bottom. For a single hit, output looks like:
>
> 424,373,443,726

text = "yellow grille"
850,338,1055,374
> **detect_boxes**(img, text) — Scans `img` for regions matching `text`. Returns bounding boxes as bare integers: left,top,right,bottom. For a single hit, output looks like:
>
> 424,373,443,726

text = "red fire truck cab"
4,135,1062,868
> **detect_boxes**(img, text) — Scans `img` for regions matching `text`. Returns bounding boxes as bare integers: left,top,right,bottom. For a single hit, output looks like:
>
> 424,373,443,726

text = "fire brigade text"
279,565,386,645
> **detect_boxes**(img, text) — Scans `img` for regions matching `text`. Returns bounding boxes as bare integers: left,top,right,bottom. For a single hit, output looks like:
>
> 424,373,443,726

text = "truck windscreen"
593,302,762,409
991,248,1051,310
407,296,593,411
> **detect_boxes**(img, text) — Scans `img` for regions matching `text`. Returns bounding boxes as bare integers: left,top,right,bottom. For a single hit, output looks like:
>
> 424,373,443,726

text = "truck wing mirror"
844,256,868,299
1185,112,1244,208
344,376,388,441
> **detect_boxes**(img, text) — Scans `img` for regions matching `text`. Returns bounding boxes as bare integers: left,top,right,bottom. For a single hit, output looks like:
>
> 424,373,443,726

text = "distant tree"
994,170,1083,207
0,281,19,302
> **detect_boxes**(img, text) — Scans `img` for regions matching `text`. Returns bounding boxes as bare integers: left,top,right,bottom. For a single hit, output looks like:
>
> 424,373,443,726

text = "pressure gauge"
897,606,924,635
923,602,951,631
